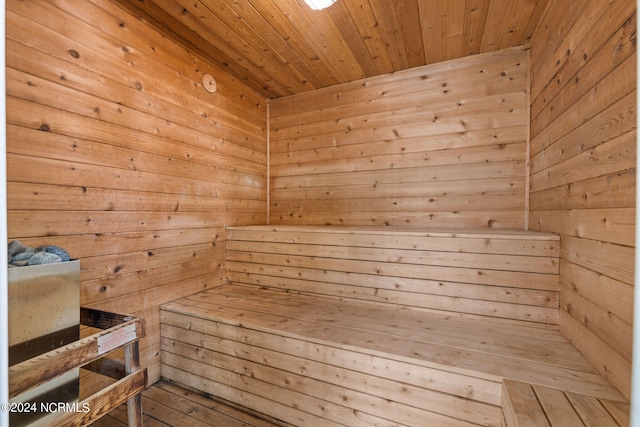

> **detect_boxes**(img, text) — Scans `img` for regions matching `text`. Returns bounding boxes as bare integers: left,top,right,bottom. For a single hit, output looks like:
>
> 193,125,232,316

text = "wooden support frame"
9,308,146,427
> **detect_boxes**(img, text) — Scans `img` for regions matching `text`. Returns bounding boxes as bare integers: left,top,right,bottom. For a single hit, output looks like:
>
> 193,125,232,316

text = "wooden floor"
89,379,283,427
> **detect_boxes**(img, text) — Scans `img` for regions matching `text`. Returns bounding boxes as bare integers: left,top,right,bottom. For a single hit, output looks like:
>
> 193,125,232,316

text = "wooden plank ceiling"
111,0,550,98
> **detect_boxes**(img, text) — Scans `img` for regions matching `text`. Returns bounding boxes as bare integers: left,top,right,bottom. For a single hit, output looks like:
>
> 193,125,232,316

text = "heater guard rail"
8,307,146,427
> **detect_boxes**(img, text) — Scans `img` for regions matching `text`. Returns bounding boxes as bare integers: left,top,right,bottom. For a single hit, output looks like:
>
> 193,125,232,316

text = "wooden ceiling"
112,0,550,98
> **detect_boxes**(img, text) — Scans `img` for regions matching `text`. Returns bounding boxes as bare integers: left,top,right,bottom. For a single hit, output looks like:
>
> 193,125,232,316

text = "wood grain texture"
270,47,529,229
502,380,630,427
110,0,550,98
160,284,625,427
88,379,286,427
226,225,560,327
6,0,267,385
528,0,636,400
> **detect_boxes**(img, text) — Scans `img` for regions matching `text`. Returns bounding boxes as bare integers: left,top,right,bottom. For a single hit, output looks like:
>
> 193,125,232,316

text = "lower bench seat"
160,284,627,427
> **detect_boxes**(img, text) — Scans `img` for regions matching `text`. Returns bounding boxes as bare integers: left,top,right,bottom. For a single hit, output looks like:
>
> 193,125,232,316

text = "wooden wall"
6,0,267,384
269,47,529,229
528,0,636,399
6,0,635,406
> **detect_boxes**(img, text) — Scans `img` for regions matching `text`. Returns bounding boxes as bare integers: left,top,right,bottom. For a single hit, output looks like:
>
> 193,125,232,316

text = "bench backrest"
226,225,560,327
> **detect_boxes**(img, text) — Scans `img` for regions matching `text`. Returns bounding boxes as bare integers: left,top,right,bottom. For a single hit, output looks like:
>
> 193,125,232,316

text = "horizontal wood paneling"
160,284,624,427
90,379,285,427
226,225,560,327
528,0,636,400
6,0,266,385
269,47,529,229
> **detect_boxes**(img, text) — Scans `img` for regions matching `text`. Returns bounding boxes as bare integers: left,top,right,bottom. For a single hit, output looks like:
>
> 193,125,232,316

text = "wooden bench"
225,225,561,327
160,225,629,426
502,380,630,427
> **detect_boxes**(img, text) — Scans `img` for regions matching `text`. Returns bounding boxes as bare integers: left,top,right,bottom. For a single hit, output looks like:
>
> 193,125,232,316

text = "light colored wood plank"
392,0,425,67
270,46,528,117
529,170,635,214
533,47,635,146
270,192,525,214
227,270,558,327
225,225,560,324
7,0,265,382
533,385,585,427
269,47,529,229
273,176,526,202
82,270,225,314
227,250,559,289
560,260,633,325
561,235,634,286
227,239,559,274
442,0,467,59
90,379,285,427
496,0,538,49
529,208,635,247
501,379,550,427
7,0,267,389
8,181,264,215
530,91,636,173
418,0,443,62
530,130,635,194
529,0,587,94
228,269,557,314
52,370,145,427
139,386,243,427
163,337,494,426
153,380,287,427
558,309,631,400
164,285,622,400
272,209,524,229
531,0,636,128
560,281,632,363
162,364,355,427
9,316,144,398
162,309,504,407
162,309,498,426
162,320,501,405
272,140,526,177
367,0,410,69
599,399,631,427
161,286,626,427
529,1,635,402
227,225,560,247
565,391,619,427
226,249,559,290
6,5,266,148
7,153,263,207
184,288,565,367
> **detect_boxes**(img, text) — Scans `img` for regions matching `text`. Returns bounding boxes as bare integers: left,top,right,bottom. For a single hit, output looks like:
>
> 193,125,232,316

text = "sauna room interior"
3,0,637,426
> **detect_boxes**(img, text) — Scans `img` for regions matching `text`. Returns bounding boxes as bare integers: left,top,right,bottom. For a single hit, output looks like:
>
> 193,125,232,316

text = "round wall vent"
202,74,217,93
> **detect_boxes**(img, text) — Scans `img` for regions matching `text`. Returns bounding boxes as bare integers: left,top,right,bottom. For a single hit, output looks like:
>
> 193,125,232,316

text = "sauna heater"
8,260,80,426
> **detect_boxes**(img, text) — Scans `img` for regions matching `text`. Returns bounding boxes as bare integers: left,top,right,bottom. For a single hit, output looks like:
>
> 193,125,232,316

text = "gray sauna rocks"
7,241,71,267
27,252,63,266
36,246,71,262
8,240,32,259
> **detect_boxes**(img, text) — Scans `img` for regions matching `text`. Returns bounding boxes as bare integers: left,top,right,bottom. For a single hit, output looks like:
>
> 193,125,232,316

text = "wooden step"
161,284,625,427
501,379,630,427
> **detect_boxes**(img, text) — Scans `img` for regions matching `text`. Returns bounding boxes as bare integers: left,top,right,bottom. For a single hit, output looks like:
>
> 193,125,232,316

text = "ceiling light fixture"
304,0,336,10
